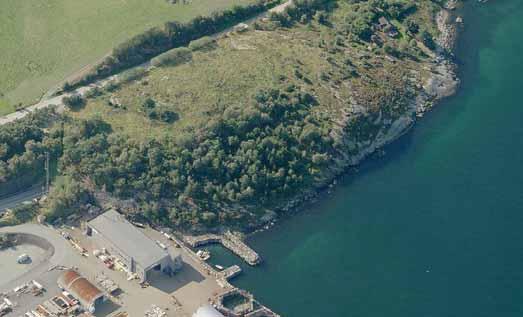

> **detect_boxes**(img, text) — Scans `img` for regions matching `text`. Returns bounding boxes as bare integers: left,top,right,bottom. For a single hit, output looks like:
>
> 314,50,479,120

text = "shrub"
84,86,103,99
142,98,156,109
159,110,179,123
151,47,192,67
314,11,328,25
406,19,420,34
141,98,179,123
104,80,120,92
11,203,38,224
421,30,435,50
43,176,92,223
119,67,147,84
188,36,216,51
383,44,401,57
62,82,73,92
62,94,85,109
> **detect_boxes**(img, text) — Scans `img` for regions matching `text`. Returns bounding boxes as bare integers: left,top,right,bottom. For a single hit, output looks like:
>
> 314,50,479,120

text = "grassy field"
0,99,15,116
0,0,255,113
71,28,343,141
71,0,437,142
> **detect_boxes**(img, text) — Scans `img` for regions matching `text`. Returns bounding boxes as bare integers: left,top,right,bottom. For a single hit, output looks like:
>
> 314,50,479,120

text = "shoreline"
245,3,462,237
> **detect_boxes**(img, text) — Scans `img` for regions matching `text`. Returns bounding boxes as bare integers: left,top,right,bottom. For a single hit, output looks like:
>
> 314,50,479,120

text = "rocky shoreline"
248,3,462,235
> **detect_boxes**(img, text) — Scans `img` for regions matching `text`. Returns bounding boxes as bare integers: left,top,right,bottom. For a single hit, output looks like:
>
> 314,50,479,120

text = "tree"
42,175,92,223
62,94,85,110
421,30,435,50
406,19,419,34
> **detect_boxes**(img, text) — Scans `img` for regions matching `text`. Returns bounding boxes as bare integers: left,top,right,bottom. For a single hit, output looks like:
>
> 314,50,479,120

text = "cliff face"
272,5,460,223
341,8,460,168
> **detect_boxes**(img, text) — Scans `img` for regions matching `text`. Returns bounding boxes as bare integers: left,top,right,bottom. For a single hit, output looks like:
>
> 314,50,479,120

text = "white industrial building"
85,209,182,283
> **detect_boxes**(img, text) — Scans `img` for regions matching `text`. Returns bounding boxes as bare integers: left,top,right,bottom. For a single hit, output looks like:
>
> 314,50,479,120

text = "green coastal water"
214,1,523,316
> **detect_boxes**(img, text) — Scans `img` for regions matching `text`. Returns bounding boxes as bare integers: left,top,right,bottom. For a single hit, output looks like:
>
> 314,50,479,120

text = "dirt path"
270,0,293,13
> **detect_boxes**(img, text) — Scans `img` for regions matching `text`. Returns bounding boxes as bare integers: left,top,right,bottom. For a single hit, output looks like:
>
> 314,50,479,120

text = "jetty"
221,265,242,281
184,231,261,266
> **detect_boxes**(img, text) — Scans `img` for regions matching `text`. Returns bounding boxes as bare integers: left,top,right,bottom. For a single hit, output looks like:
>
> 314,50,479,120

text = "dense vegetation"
1,0,446,230
0,203,39,227
57,88,331,227
0,109,60,196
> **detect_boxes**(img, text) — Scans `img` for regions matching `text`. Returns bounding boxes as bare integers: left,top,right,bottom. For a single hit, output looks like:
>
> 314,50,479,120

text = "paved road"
0,85,93,126
0,186,43,213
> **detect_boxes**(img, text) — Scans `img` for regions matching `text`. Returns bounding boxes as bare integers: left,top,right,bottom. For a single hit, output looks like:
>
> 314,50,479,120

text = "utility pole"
60,120,64,156
45,152,50,194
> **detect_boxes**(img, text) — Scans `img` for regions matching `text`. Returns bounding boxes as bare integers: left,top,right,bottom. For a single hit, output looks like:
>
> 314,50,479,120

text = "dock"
184,231,261,266
221,265,242,281
178,232,278,316
184,234,222,247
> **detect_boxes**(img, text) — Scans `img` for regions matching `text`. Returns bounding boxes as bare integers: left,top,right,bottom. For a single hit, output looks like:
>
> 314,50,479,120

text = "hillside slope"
0,0,459,232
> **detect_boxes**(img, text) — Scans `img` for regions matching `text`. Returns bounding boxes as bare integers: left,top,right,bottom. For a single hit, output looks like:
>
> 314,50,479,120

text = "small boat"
215,265,224,270
196,250,211,261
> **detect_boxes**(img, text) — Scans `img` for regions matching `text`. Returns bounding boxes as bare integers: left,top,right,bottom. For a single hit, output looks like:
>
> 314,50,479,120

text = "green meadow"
0,0,254,113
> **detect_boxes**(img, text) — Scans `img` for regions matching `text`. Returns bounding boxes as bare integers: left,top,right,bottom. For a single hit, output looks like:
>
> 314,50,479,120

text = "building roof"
378,16,391,26
88,209,168,269
58,270,103,309
193,305,225,317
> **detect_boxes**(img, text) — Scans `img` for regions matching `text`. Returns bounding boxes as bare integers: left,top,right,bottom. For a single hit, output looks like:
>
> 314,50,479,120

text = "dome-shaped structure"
193,304,224,317
58,270,104,312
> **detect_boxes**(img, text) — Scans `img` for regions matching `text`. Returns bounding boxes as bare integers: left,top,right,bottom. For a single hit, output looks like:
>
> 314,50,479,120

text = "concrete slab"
0,244,46,286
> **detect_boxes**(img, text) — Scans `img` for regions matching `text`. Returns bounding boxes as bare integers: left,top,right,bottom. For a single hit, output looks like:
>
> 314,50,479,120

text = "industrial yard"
0,210,279,317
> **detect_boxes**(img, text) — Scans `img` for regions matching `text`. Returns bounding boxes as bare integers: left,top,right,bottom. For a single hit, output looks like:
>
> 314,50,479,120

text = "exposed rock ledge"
260,6,461,229
345,7,460,169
